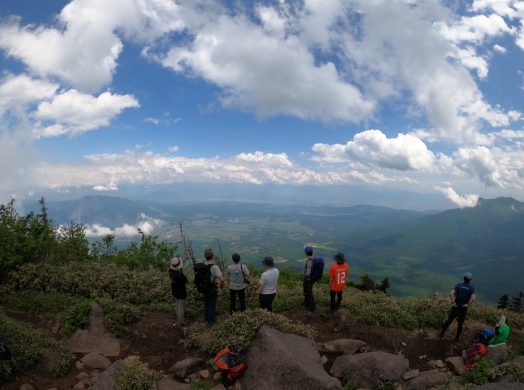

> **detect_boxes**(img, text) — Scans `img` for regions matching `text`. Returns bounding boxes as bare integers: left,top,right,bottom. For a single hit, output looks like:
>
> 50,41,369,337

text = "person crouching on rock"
258,256,279,312
439,272,476,342
169,256,188,326
328,252,349,313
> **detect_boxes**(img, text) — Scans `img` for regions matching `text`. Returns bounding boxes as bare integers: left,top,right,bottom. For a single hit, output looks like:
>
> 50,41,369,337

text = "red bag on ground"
213,347,247,383
463,343,487,369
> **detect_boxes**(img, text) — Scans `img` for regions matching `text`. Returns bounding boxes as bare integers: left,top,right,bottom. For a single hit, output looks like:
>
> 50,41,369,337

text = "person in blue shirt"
439,272,477,342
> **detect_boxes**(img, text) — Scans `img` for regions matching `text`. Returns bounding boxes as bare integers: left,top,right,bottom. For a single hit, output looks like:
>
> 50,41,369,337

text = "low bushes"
0,314,74,381
186,309,316,353
115,356,160,390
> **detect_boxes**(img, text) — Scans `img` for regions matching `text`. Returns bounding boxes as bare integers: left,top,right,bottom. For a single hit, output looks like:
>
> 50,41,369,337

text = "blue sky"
1,0,524,207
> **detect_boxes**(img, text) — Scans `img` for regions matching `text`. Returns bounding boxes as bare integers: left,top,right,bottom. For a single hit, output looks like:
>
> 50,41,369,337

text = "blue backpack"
310,257,324,282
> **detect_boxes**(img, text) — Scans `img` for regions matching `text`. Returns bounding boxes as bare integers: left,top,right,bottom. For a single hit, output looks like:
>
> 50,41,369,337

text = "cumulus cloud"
0,0,184,92
437,14,512,44
85,213,163,237
435,186,479,208
312,130,438,171
34,90,139,137
0,74,57,113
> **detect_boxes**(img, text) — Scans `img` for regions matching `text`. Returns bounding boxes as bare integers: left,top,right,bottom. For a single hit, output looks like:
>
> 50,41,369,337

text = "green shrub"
115,356,160,390
62,299,92,337
99,299,142,335
462,360,524,385
0,314,74,381
187,309,316,353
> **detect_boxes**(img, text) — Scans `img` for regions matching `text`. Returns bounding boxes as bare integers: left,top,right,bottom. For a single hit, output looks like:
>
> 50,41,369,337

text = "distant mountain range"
24,195,524,302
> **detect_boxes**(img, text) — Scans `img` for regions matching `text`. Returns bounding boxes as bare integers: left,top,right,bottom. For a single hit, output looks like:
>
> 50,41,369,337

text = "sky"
0,0,524,208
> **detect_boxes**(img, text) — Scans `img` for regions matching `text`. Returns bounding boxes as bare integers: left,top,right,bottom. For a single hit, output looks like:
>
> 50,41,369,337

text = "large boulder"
81,352,112,370
67,302,120,357
330,351,409,388
472,383,524,390
446,356,465,375
239,326,342,390
317,339,366,355
91,360,124,390
404,369,452,390
168,357,205,379
486,344,509,364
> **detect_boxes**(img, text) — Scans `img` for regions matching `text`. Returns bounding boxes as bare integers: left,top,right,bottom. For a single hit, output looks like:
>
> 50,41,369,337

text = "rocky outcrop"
472,383,524,390
66,302,120,357
81,352,112,370
317,339,366,355
239,326,342,390
169,357,205,379
91,360,124,390
486,344,509,364
404,369,452,390
330,351,409,388
446,356,465,375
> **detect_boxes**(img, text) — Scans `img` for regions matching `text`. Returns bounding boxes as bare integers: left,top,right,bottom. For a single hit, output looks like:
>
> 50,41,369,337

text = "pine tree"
497,294,509,309
510,293,522,312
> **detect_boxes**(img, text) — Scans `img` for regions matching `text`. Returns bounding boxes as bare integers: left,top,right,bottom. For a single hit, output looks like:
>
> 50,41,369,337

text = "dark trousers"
203,293,218,325
441,306,468,340
330,290,343,311
230,288,246,314
259,293,276,312
303,278,315,312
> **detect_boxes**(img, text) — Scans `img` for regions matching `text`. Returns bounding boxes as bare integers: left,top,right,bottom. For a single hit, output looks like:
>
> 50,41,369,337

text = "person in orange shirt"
328,252,349,313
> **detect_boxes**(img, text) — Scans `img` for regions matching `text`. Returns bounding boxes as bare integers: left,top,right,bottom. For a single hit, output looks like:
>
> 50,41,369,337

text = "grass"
115,356,160,390
0,314,74,381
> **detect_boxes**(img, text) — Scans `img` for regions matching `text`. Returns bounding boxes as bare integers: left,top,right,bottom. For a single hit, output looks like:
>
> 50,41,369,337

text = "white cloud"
144,117,160,125
235,151,292,167
493,44,507,53
34,90,139,137
0,74,57,113
0,0,184,92
168,146,179,153
312,130,438,171
85,213,163,237
437,14,512,44
435,186,479,208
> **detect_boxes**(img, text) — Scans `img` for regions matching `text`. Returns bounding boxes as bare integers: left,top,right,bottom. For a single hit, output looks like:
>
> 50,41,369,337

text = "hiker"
226,253,250,314
328,252,349,313
169,256,188,326
258,256,279,312
303,246,315,312
488,315,510,346
439,272,476,342
196,248,224,325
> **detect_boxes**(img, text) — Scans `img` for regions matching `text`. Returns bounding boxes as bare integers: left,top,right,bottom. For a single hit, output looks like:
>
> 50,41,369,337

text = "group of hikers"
168,246,511,348
168,245,348,325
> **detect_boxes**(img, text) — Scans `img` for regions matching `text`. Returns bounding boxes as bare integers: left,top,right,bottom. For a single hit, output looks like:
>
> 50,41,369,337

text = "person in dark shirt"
169,256,188,326
439,272,477,342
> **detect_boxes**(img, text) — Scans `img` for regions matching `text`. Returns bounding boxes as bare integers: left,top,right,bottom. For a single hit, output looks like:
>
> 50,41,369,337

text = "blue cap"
304,246,314,254
464,272,473,280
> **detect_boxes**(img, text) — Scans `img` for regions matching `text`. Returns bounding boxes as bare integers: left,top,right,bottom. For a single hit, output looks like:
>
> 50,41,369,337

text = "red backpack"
463,343,487,369
213,347,247,384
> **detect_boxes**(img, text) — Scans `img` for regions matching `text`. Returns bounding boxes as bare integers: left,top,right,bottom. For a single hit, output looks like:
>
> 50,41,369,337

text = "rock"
91,360,125,390
321,355,328,365
403,369,419,380
210,385,226,390
157,376,192,390
330,351,409,388
76,360,85,370
486,344,509,364
446,356,465,375
318,339,367,355
52,322,61,334
199,369,210,379
48,388,58,390
240,326,342,390
428,359,445,368
19,384,36,390
67,302,121,357
213,371,222,381
169,357,204,379
472,383,524,390
404,369,452,390
74,381,88,390
81,352,112,369
76,372,89,380
513,356,524,366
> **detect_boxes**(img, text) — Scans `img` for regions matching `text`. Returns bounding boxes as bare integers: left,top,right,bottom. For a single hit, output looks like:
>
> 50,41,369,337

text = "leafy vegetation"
462,359,524,385
0,314,74,381
187,309,316,353
115,356,160,390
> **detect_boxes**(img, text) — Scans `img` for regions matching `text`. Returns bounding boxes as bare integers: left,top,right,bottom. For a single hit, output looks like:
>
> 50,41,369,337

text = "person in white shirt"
226,253,250,314
257,256,279,312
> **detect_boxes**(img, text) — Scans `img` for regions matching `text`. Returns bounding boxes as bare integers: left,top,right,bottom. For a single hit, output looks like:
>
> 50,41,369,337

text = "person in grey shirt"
303,246,315,312
226,253,250,314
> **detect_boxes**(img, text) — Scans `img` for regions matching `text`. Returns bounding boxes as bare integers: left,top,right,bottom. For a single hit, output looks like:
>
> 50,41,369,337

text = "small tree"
55,221,90,263
510,293,523,312
497,294,509,309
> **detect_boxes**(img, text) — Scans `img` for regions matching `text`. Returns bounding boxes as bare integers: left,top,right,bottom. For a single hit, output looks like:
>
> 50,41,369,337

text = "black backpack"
194,263,215,294
0,337,11,360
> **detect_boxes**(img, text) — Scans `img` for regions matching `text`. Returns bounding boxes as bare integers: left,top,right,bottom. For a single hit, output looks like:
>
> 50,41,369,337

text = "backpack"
213,347,247,385
240,264,250,285
463,343,487,370
310,257,324,282
194,263,215,294
0,337,11,360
